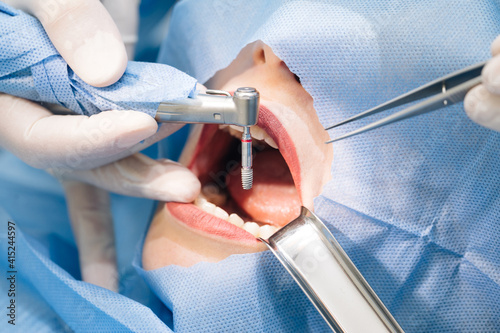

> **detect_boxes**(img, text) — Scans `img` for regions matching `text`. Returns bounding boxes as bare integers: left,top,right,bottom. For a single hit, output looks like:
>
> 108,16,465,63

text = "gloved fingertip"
491,35,500,57
73,41,128,87
464,85,487,121
464,85,500,131
182,176,202,202
93,110,158,148
81,262,118,292
482,56,500,94
34,0,128,87
156,166,201,203
169,174,201,203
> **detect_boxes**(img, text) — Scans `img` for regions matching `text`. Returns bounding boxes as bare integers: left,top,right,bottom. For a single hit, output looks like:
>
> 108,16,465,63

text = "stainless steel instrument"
156,87,260,190
260,207,404,333
325,61,486,143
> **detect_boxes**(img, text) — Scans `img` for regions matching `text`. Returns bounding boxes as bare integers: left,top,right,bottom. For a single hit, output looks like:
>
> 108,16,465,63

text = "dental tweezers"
325,61,486,143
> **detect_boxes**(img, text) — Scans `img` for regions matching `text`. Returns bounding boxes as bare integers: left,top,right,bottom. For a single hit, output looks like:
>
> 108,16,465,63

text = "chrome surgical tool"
325,61,486,143
155,87,260,190
260,207,404,332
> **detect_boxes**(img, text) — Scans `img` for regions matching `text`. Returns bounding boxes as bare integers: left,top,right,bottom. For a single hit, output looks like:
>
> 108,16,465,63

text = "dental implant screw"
241,126,253,190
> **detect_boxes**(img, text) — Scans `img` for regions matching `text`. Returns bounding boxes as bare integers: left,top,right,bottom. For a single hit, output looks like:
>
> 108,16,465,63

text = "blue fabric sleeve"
0,2,197,117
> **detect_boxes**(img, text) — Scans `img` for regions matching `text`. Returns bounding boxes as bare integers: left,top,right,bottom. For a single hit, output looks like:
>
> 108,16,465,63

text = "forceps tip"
324,117,356,131
324,122,342,131
325,121,379,143
324,134,350,144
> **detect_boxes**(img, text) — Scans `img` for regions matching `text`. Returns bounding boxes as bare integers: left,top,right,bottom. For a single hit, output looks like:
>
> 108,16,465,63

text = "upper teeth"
228,213,244,227
194,197,278,239
221,125,278,149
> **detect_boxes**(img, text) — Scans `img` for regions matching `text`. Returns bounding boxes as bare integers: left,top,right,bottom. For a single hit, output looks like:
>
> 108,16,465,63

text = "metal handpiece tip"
241,126,253,190
241,168,253,190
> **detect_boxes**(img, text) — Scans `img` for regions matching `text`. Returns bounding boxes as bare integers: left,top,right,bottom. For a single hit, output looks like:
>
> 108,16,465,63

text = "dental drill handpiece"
155,87,260,190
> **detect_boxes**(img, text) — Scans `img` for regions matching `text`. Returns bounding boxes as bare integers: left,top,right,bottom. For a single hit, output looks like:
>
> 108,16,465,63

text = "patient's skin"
142,41,333,269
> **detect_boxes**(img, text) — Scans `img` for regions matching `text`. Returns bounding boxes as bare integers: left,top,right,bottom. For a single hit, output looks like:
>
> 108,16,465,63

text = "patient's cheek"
142,216,214,270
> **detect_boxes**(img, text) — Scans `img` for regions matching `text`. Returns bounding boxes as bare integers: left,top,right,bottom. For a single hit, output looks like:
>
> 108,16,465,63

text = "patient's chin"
142,206,266,270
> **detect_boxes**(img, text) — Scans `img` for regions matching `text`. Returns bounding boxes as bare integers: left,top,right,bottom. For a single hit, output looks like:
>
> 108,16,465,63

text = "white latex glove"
63,182,117,291
101,0,140,60
0,0,155,170
1,1,201,291
61,153,200,292
465,35,500,131
6,0,128,86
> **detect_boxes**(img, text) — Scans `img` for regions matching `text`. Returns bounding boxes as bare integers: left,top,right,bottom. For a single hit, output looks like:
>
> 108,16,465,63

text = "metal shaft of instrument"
156,87,260,190
241,126,253,190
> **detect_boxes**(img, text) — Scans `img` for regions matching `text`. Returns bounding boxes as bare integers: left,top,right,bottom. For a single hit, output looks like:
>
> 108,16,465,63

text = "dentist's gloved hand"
0,0,158,172
5,0,135,86
59,152,200,292
0,0,201,192
1,0,202,292
465,35,500,131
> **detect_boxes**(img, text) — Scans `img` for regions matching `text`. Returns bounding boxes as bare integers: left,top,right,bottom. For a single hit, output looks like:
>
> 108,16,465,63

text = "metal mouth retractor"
155,87,260,190
259,207,404,333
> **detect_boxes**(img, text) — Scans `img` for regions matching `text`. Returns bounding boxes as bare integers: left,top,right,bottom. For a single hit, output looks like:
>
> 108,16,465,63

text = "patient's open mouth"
166,105,301,242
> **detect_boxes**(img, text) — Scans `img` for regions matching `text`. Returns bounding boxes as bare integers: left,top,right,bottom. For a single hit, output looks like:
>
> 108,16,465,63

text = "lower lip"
166,202,260,243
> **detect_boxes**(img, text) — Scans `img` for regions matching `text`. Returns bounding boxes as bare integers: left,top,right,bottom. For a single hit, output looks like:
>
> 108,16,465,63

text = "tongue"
227,149,301,226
